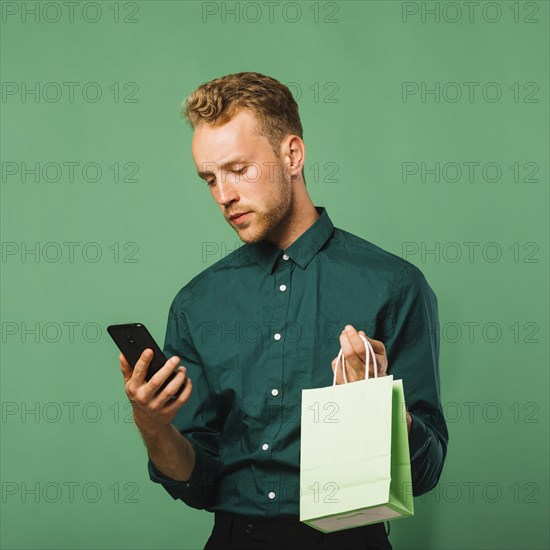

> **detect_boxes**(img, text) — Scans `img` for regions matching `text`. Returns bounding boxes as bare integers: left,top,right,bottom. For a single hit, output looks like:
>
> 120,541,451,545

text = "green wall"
1,1,548,548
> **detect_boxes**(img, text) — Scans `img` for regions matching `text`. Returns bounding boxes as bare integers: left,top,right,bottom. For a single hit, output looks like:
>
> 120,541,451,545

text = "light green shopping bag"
300,334,414,532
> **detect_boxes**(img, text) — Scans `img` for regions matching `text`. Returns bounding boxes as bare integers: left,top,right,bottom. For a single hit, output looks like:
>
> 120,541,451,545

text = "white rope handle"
332,333,378,386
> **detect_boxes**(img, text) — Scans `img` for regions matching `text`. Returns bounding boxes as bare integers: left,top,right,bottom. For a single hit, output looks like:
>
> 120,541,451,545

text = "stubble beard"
234,163,293,245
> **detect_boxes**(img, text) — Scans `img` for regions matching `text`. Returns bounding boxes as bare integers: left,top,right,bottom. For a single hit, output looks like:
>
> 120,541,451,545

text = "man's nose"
215,177,239,206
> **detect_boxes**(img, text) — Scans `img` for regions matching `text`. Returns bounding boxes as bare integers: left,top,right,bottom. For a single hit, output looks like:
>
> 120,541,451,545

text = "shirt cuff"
408,411,431,462
147,440,205,499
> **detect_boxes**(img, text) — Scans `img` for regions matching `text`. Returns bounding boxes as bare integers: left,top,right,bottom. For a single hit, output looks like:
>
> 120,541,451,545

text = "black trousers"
203,512,392,549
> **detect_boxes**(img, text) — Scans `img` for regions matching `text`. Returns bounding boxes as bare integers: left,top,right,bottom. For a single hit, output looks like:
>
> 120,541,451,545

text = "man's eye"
206,179,215,186
231,166,247,177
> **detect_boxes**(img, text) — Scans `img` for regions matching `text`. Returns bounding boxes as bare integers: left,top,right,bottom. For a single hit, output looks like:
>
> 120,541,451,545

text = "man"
119,72,449,549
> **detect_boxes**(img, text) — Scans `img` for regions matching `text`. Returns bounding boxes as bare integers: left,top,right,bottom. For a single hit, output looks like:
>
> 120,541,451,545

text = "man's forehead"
192,112,267,164
192,135,255,166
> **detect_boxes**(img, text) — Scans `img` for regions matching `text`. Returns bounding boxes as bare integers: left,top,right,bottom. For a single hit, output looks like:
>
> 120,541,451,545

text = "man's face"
192,109,292,245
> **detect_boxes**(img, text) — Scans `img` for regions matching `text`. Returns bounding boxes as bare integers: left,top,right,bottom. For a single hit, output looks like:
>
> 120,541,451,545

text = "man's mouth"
230,212,252,224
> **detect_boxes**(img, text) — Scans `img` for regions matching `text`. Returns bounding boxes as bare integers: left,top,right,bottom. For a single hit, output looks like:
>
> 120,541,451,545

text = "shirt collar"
249,205,335,274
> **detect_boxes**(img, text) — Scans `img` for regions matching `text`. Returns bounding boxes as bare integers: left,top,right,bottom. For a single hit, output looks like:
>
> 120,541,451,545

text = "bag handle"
332,333,378,386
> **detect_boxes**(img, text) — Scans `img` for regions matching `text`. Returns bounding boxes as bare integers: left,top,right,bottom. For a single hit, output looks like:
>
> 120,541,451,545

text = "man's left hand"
331,325,413,435
331,325,388,383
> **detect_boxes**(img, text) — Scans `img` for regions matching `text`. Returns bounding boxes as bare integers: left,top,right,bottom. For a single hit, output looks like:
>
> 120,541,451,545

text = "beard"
232,161,294,246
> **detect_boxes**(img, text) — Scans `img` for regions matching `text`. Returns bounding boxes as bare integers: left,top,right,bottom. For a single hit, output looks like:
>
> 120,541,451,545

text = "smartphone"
107,322,185,399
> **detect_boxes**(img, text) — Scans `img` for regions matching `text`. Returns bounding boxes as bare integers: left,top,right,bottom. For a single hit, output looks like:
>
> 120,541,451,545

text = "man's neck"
269,202,320,250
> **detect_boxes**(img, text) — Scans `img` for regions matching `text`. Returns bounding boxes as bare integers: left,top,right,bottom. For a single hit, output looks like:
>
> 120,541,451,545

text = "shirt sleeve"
146,295,222,510
382,263,449,497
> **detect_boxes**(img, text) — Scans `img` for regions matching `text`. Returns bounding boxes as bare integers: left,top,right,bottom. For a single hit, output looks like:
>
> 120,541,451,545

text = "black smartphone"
107,322,185,399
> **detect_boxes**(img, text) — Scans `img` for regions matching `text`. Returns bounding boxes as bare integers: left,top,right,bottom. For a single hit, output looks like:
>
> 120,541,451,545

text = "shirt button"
282,253,289,260
262,443,269,451
279,284,287,292
274,333,281,341
271,388,279,396
245,523,254,534
268,491,276,499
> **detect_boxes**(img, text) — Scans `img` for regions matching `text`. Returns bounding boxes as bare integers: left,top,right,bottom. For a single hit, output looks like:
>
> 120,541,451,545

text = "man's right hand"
119,349,193,434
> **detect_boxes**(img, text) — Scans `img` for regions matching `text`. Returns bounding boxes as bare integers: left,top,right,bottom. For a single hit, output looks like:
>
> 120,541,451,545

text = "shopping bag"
300,333,414,532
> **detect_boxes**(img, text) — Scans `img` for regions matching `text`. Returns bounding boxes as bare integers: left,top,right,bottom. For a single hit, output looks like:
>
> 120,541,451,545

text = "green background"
1,1,548,548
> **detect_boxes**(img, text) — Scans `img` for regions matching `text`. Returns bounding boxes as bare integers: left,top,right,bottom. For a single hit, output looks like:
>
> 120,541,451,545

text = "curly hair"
182,71,304,158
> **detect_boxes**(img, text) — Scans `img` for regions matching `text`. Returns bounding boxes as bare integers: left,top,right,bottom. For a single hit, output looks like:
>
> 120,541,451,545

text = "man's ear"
281,135,305,178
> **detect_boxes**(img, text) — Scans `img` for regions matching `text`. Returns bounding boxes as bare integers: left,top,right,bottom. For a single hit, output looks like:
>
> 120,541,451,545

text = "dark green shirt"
148,205,449,515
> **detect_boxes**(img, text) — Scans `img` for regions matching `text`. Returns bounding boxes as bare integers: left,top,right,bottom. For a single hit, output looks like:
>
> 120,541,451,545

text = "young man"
119,72,449,549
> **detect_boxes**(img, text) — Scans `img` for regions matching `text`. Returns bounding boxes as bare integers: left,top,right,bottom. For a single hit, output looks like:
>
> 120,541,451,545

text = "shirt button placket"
265,253,290,513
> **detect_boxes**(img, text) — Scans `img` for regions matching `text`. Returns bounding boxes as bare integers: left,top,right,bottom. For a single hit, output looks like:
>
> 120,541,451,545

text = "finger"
343,326,368,359
131,348,154,385
357,332,388,376
364,350,389,377
331,356,344,385
164,376,193,413
150,366,187,408
358,331,386,355
334,345,353,384
341,360,347,384
340,328,363,375
119,353,133,382
371,353,388,376
356,332,376,370
119,353,138,385
146,356,181,395
120,352,131,370
333,357,344,385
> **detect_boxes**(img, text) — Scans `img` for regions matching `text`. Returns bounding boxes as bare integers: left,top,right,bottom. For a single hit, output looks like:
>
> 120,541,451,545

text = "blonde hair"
182,71,304,158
